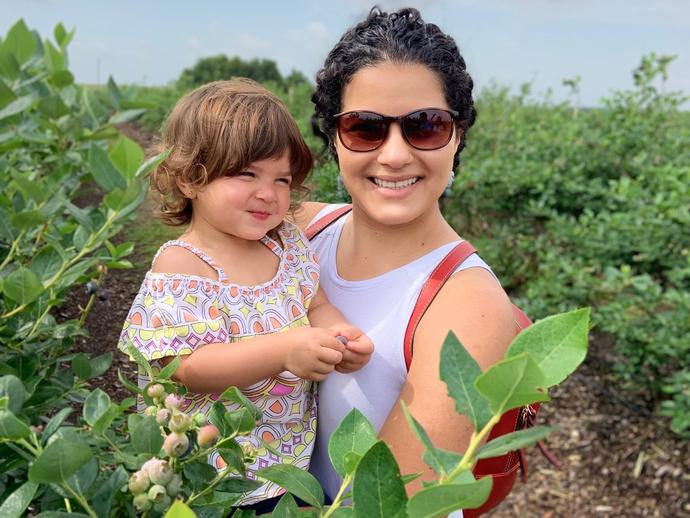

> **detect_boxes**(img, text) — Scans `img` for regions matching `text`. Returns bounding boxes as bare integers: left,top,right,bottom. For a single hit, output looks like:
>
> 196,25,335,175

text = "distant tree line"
178,55,310,89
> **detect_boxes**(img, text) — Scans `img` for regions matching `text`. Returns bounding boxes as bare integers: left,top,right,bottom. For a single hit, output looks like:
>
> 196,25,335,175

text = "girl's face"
335,62,461,227
189,151,293,241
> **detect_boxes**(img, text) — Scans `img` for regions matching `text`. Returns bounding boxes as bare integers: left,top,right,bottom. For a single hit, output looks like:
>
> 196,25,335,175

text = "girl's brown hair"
151,78,313,226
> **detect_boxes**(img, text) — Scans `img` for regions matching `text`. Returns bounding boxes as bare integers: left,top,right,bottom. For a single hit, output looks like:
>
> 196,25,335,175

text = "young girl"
118,79,373,512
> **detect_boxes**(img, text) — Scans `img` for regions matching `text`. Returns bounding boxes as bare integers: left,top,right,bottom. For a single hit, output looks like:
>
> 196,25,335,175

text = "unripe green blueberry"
168,412,191,433
148,484,167,504
193,412,207,427
163,432,189,457
133,493,152,512
164,393,182,410
128,470,150,495
153,494,172,512
156,408,171,425
148,459,173,486
166,474,183,497
143,405,157,417
147,384,166,400
242,442,257,464
197,424,220,448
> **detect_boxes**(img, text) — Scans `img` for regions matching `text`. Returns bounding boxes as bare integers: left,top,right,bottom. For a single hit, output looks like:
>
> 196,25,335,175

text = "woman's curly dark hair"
312,6,477,170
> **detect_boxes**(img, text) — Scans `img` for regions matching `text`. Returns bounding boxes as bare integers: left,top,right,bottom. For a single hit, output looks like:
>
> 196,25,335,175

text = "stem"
64,498,73,512
322,474,353,518
78,292,97,326
445,414,501,483
0,230,26,270
186,469,232,505
62,482,98,518
17,438,41,457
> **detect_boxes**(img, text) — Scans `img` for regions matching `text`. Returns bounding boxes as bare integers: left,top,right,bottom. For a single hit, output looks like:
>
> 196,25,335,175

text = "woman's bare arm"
378,267,516,494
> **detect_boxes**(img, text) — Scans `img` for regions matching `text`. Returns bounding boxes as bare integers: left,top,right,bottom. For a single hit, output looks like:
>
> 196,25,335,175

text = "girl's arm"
168,326,345,394
308,286,374,373
377,267,516,495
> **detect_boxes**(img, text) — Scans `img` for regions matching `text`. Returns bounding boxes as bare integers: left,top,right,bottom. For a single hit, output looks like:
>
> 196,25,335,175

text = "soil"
65,123,689,518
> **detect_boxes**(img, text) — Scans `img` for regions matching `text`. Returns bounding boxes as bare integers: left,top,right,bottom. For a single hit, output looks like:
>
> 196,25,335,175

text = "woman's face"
335,61,460,227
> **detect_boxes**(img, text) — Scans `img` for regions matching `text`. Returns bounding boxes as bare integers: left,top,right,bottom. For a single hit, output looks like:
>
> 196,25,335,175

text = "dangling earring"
444,171,455,197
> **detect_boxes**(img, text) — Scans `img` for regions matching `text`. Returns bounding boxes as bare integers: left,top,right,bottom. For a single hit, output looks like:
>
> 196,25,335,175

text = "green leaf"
352,441,407,518
328,408,377,478
0,49,20,80
476,425,555,460
256,464,324,509
0,95,34,120
54,23,73,49
0,480,38,518
0,77,15,108
71,353,92,380
91,465,128,518
165,501,198,518
0,375,26,414
106,76,121,110
48,69,74,88
158,356,181,380
136,147,172,178
406,476,493,517
5,20,38,65
109,108,146,124
401,403,460,476
0,410,31,439
83,388,110,426
183,460,217,491
72,224,90,251
506,308,590,388
42,407,73,444
118,368,141,395
219,386,261,420
0,206,16,240
109,135,144,179
28,437,93,483
226,407,258,436
63,457,98,496
2,267,44,304
475,353,551,415
131,415,163,455
38,95,70,120
439,331,493,430
125,343,153,377
31,245,64,282
217,441,246,474
11,209,46,230
89,352,112,378
43,40,65,72
271,493,300,517
89,142,126,192
213,477,262,494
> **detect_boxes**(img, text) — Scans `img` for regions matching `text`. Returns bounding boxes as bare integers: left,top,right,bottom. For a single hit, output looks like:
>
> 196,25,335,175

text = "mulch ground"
64,123,689,517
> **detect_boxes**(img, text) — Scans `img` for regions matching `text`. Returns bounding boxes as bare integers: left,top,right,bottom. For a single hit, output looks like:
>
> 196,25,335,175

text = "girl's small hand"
331,325,375,373
282,327,346,381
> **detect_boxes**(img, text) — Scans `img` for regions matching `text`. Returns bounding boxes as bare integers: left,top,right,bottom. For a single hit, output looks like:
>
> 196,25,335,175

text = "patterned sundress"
117,221,320,505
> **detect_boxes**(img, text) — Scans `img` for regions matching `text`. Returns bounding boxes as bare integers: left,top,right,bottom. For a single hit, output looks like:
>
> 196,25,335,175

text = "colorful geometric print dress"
117,222,320,505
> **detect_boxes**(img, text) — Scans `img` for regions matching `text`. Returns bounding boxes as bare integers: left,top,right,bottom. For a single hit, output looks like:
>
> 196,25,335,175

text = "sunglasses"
335,108,460,152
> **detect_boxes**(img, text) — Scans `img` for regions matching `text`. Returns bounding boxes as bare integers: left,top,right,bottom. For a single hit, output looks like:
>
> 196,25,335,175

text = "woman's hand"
330,323,375,373
282,327,346,381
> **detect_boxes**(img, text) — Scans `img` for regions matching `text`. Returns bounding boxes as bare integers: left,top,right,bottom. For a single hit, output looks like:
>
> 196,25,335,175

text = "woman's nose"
376,123,414,169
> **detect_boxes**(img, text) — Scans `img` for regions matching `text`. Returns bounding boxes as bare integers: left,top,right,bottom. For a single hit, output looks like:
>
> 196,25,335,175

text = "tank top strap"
153,240,227,281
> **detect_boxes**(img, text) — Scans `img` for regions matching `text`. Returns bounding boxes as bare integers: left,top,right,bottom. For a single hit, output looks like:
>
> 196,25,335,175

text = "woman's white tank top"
307,204,495,499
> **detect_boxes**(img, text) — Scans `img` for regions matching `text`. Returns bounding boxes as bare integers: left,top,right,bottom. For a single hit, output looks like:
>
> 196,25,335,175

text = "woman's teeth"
372,177,419,189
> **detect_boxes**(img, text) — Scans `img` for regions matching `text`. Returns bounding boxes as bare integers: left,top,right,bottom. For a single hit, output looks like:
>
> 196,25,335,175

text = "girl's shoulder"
150,240,221,280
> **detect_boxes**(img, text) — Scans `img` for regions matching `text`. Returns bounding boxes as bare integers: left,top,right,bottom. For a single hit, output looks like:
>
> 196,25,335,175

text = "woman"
294,7,517,500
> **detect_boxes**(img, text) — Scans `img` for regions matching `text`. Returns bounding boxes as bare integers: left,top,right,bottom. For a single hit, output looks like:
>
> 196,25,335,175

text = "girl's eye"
238,171,255,179
277,177,292,185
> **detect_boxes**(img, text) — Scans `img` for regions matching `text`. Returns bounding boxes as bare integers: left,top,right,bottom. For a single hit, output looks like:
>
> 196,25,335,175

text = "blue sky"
2,0,689,106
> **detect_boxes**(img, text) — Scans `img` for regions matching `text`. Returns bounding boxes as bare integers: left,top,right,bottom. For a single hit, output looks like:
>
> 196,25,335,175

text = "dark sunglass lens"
403,110,454,150
339,112,387,151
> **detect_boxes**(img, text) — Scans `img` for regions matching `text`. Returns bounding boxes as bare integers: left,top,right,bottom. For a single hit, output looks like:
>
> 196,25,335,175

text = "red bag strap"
305,204,352,240
403,241,477,371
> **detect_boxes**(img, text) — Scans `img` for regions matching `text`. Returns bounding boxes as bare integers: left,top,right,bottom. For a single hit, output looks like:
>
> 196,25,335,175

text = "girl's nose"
376,122,414,169
255,184,277,202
